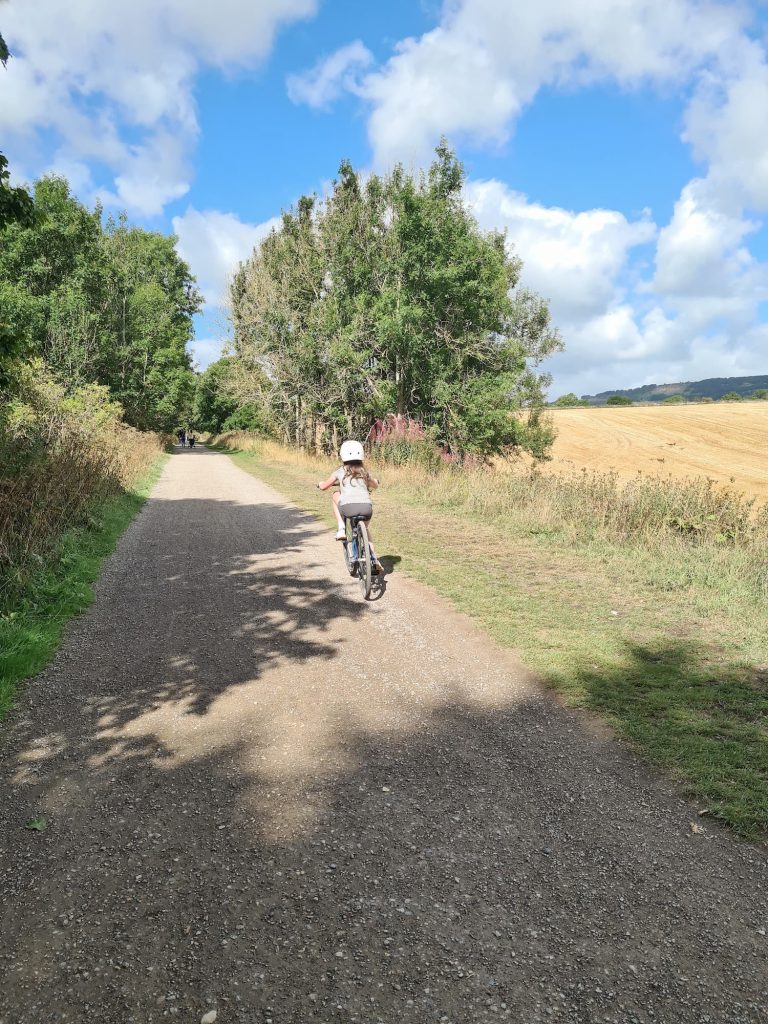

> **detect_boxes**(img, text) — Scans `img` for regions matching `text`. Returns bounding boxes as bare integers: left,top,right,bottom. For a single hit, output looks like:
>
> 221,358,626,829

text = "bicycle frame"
342,515,373,598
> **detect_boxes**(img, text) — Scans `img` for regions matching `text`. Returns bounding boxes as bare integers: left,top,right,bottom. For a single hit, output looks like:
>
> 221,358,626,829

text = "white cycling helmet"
339,439,365,462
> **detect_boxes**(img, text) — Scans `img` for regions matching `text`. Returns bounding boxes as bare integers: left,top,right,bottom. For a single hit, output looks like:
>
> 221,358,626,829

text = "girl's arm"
368,476,380,489
317,474,338,491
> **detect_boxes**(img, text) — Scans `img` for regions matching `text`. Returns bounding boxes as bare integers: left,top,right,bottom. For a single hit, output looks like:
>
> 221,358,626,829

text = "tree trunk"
396,359,406,415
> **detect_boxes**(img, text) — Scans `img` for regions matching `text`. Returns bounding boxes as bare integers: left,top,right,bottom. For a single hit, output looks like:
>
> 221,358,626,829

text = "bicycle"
342,514,373,599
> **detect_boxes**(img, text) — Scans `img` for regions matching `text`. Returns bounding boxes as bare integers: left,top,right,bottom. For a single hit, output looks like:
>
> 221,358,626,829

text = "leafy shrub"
0,362,162,599
553,393,589,407
662,395,684,404
221,403,270,434
720,391,743,402
606,395,633,406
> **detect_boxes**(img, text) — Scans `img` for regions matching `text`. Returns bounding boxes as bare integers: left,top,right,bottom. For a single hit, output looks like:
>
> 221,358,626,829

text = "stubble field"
545,403,768,502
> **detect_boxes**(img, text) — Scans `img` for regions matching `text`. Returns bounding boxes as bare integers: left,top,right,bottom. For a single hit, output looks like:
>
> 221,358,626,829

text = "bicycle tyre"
357,520,373,599
342,519,356,576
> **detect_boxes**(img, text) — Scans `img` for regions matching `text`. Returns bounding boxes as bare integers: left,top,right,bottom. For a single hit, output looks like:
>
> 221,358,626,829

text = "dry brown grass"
543,403,768,502
0,369,165,598
0,426,163,578
219,431,768,559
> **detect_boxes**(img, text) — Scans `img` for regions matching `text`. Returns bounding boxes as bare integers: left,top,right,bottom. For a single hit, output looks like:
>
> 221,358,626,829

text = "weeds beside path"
221,440,768,840
0,455,167,720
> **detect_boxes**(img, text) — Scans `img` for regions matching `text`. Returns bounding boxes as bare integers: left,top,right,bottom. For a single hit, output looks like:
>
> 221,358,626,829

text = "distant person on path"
188,434,196,448
177,429,185,447
317,440,383,573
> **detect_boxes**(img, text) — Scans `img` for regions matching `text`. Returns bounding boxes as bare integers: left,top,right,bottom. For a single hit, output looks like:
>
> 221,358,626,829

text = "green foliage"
221,404,270,433
0,453,164,720
586,375,768,404
0,154,34,233
231,143,562,459
720,391,743,402
193,357,240,433
553,392,589,408
606,394,633,406
749,389,768,400
0,362,164,599
373,436,444,470
0,176,201,430
662,394,684,404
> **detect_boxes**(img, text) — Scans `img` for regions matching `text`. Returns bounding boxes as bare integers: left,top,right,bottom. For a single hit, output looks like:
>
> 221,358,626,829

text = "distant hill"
582,375,768,405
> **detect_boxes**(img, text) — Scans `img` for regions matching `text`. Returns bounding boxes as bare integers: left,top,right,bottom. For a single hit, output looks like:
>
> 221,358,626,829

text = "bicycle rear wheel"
356,521,372,599
342,519,356,576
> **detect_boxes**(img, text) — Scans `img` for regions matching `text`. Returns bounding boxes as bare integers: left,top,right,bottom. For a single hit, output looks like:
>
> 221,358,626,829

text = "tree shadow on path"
0,459,766,1023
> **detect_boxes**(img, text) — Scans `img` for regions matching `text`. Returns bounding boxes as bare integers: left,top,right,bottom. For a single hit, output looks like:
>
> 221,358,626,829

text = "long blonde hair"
342,460,374,485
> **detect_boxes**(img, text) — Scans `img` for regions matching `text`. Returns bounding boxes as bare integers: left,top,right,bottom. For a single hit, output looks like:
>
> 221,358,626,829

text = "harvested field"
545,403,768,502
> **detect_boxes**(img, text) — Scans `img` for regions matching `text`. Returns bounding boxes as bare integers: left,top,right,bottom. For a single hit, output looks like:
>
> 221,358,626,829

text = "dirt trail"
0,447,766,1024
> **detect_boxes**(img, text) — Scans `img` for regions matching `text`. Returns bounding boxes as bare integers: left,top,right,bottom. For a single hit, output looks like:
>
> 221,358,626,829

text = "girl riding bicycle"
317,440,383,574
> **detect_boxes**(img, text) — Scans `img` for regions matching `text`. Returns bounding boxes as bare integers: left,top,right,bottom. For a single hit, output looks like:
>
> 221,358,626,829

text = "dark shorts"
340,502,372,520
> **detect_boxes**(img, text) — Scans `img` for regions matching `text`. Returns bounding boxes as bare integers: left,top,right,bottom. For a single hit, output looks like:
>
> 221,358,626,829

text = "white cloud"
187,336,226,372
464,176,768,398
345,0,768,396
173,207,280,306
356,0,745,167
0,0,318,215
683,39,768,210
467,180,655,322
106,132,192,218
465,179,663,391
653,178,766,304
287,41,373,109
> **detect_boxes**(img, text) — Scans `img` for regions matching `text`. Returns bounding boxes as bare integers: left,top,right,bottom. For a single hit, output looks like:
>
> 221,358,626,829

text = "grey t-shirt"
333,466,372,507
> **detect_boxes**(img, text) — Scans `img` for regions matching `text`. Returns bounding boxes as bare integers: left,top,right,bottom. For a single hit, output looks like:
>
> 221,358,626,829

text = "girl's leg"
332,493,345,537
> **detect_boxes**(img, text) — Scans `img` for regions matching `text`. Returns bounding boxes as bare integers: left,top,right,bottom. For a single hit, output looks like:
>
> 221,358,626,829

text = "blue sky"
2,0,768,397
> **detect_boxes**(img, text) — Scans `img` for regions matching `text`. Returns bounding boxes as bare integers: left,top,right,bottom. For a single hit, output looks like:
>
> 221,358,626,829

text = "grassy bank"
0,455,166,721
217,434,768,840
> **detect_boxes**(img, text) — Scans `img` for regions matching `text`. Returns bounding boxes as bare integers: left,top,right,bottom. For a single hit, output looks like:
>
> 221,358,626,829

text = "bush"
221,403,271,434
606,395,633,406
553,393,589,408
662,395,684,404
750,389,768,401
720,391,743,402
0,362,162,600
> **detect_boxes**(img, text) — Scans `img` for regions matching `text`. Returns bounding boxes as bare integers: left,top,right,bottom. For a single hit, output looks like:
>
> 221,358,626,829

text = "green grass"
220,440,768,841
0,455,167,721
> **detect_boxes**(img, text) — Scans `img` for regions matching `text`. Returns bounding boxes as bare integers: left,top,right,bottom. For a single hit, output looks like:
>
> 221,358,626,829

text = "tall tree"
0,177,201,430
0,37,36,375
231,143,562,458
0,154,34,233
100,216,201,430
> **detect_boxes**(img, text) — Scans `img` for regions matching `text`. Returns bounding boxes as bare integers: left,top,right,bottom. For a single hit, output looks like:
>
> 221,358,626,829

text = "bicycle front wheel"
356,521,372,599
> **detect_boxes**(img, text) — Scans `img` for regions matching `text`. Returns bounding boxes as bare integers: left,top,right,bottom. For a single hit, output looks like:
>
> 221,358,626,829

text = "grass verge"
0,454,167,722
217,437,768,841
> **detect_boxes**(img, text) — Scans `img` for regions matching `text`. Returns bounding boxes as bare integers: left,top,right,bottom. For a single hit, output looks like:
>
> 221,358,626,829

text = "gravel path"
1,447,766,1024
